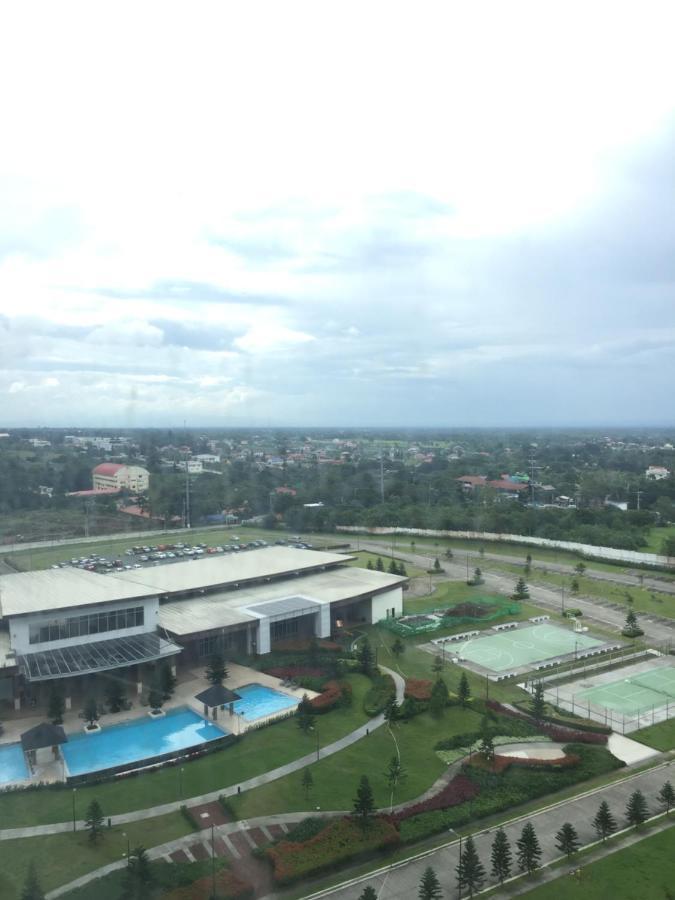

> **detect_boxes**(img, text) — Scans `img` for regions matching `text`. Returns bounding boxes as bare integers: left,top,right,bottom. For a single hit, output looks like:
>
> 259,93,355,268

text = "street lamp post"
72,787,77,832
123,832,130,866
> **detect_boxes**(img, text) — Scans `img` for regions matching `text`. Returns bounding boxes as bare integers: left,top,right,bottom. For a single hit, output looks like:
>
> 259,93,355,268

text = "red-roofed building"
457,475,487,490
92,463,149,492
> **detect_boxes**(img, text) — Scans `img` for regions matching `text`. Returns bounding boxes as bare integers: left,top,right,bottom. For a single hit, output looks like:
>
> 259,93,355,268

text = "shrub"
363,673,396,716
283,817,328,844
218,795,238,821
466,753,580,775
266,817,399,885
404,679,433,701
163,868,253,899
179,804,200,831
310,680,350,713
389,774,479,823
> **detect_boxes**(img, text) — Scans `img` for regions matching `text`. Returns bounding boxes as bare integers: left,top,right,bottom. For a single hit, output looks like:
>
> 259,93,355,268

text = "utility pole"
635,489,643,511
379,454,385,504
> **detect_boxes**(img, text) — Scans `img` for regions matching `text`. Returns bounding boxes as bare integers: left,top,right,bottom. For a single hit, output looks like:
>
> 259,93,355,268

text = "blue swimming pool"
62,707,228,776
232,683,299,721
0,743,30,785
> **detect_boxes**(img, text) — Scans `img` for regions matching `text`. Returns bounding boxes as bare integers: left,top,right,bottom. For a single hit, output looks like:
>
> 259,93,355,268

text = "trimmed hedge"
389,774,479,823
310,680,352,713
266,817,399,885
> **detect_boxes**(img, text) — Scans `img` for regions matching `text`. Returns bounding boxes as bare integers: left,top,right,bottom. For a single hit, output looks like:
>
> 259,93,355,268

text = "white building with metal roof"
0,547,404,710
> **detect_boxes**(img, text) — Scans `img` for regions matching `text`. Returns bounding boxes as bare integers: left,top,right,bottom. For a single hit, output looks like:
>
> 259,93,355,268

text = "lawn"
519,821,675,899
0,811,191,897
60,858,231,900
228,704,485,820
402,578,543,626
631,717,675,752
644,525,675,555
0,674,372,828
487,560,675,620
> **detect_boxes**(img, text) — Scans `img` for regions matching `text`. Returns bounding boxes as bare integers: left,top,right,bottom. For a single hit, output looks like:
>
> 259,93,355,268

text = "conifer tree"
359,887,377,900
456,834,485,897
625,789,649,828
490,828,512,884
458,672,471,707
84,798,104,843
658,780,675,815
516,822,542,874
530,682,546,723
592,800,617,841
418,866,442,900
301,768,314,800
555,822,580,859
352,775,375,830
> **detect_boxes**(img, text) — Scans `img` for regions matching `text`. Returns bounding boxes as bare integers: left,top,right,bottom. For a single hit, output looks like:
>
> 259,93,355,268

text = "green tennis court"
577,665,675,715
453,624,603,673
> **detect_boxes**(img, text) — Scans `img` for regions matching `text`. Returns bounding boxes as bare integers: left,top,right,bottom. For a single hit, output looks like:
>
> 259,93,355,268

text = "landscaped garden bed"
266,816,399,885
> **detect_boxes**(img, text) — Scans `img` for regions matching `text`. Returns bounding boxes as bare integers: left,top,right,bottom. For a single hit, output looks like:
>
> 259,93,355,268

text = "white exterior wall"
371,587,403,623
9,596,159,654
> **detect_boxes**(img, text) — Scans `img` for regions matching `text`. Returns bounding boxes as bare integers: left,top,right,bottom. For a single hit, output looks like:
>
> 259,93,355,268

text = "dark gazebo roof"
20,722,67,752
195,685,241,707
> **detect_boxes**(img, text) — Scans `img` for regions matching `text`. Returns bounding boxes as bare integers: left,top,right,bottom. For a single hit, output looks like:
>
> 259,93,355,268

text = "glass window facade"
28,606,144,645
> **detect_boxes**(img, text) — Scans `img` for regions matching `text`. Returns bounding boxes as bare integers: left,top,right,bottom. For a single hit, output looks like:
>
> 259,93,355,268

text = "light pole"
179,766,185,800
316,725,320,762
72,787,77,832
123,831,130,866
211,823,216,897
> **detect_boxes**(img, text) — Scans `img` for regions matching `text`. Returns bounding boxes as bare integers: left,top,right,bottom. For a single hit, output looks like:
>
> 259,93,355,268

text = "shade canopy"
194,684,241,707
21,722,67,752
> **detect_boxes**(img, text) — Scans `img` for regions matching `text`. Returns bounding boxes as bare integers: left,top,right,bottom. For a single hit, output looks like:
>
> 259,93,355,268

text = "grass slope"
519,821,675,899
631,717,675,752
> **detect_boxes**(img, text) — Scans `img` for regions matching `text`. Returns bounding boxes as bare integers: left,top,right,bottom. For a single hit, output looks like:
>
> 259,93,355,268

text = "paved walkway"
0,666,405,841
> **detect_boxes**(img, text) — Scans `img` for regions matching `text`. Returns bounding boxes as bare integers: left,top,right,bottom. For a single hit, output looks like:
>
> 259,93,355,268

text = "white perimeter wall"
371,587,403,622
336,526,672,568
10,597,159,654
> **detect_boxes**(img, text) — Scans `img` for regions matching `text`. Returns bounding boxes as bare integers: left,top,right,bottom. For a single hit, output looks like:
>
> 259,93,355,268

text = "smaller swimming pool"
0,743,30,785
232,683,299,721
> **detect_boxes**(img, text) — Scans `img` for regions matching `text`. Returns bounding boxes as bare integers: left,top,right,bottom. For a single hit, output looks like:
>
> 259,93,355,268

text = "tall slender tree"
418,866,442,900
592,800,617,841
301,768,314,800
357,637,375,676
490,828,512,885
530,682,546,723
658,780,675,815
458,672,471,707
516,822,542,874
391,637,405,660
555,822,580,859
353,776,375,831
84,798,104,844
625,790,649,828
296,693,315,734
456,834,485,897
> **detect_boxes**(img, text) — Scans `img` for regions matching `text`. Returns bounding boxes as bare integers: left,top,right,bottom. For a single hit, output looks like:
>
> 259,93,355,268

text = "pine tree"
388,558,398,574
478,728,494,762
104,677,126,713
391,637,405,660
205,652,228,685
367,559,374,570
490,828,512,884
20,861,45,900
431,654,444,675
470,567,483,585
384,755,407,791
512,577,530,601
376,556,384,571
398,563,407,577
84,798,104,843
458,672,471,707
120,846,154,899
555,822,580,859
625,789,649,828
47,689,65,725
357,637,375,676
352,775,375,830
622,608,644,637
456,834,485,897
574,562,586,576
82,696,99,729
429,678,449,717
358,887,377,900
159,664,177,700
301,768,314,800
592,800,617,841
658,780,675,814
296,693,315,734
418,866,442,900
433,557,441,571
383,696,400,724
530,682,546,723
445,547,454,560
516,822,542,874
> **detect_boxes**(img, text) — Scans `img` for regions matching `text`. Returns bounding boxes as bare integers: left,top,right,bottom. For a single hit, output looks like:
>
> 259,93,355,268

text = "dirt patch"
445,601,498,618
189,800,232,827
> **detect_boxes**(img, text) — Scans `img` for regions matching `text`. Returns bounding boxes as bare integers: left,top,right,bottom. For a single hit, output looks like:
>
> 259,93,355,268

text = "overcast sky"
2,2,675,428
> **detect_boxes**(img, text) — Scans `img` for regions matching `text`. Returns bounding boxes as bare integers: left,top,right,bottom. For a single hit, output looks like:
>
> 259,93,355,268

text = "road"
305,760,675,900
358,539,675,646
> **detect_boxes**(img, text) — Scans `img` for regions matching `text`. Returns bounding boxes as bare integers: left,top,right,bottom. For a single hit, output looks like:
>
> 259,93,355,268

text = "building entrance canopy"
18,632,181,682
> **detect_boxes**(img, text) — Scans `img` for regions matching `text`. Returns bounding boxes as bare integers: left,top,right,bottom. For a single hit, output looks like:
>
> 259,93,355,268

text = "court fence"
542,685,673,735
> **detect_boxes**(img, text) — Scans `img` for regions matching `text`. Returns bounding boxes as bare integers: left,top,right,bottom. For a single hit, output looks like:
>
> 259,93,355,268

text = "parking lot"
50,536,315,575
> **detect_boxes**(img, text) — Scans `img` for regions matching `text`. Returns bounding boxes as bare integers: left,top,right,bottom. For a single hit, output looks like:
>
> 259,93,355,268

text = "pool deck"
0,662,317,785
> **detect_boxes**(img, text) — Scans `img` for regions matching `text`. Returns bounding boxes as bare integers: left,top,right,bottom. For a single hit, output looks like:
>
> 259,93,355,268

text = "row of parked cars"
49,536,308,574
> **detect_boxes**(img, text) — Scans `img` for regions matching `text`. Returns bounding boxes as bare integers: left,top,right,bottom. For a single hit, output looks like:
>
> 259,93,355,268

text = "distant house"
457,475,487,491
456,475,529,497
275,486,297,496
646,466,670,480
92,463,149,492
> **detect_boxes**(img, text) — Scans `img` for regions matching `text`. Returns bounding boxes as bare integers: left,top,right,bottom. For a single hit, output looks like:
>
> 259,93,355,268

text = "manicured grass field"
0,812,191,897
228,704,485,820
519,822,675,899
631,716,675,751
645,525,675,554
0,674,372,827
